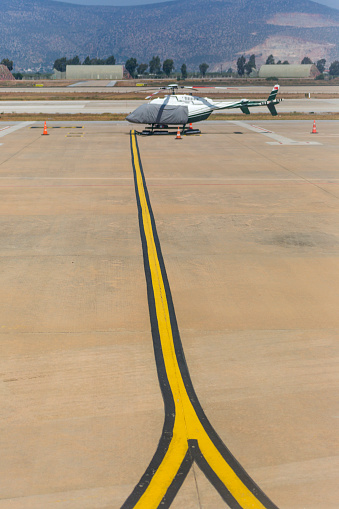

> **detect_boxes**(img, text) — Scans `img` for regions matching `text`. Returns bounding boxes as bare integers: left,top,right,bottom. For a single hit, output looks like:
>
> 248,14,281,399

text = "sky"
53,0,339,8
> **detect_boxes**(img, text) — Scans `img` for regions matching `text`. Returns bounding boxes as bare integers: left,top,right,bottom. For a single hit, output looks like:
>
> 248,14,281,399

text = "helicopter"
126,84,282,135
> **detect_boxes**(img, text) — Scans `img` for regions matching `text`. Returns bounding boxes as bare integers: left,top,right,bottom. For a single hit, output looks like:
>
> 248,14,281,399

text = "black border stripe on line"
159,448,194,509
120,134,177,509
190,440,243,509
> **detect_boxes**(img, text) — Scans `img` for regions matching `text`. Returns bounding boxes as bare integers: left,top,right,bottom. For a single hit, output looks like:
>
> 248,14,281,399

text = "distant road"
1,99,339,114
0,100,143,114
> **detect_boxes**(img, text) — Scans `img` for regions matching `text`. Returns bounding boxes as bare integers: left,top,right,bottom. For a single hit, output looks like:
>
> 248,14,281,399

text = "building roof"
259,64,320,78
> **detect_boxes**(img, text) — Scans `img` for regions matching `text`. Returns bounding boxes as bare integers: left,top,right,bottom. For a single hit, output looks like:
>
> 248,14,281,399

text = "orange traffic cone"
189,123,193,130
175,127,182,140
311,120,317,134
42,121,49,136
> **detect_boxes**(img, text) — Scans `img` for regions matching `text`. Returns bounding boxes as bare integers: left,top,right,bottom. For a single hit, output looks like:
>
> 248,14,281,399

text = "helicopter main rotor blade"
193,96,217,109
145,90,161,99
145,84,179,98
186,86,240,90
181,86,199,91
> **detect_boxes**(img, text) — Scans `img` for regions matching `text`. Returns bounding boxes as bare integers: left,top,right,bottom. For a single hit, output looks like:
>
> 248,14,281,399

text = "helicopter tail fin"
267,84,279,102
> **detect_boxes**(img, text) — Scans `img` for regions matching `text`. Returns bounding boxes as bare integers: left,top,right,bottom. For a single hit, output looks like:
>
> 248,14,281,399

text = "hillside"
0,0,339,70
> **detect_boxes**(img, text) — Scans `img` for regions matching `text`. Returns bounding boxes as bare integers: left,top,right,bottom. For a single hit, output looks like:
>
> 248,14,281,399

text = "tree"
282,60,290,65
1,58,13,71
149,55,161,75
68,55,80,65
163,59,174,77
83,56,91,65
248,54,256,69
265,54,275,65
329,60,339,76
301,56,312,64
276,60,282,65
316,59,326,73
53,57,67,72
105,55,116,65
181,63,187,79
12,72,23,80
237,55,246,76
54,55,85,71
137,63,148,75
244,54,256,75
199,63,209,77
125,58,138,78
90,58,105,65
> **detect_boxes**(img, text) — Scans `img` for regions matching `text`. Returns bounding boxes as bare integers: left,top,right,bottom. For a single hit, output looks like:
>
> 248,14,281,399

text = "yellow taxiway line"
121,131,279,509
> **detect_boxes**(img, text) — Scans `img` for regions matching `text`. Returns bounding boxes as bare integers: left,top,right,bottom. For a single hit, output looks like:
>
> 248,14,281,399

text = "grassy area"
0,80,76,88
117,78,339,87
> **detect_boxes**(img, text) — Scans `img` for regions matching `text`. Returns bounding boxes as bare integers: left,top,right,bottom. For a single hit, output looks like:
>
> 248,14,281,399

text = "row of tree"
236,54,339,76
264,55,339,76
6,52,339,79
123,56,210,78
52,54,210,78
264,55,327,71
53,55,116,72
236,54,256,76
236,54,313,76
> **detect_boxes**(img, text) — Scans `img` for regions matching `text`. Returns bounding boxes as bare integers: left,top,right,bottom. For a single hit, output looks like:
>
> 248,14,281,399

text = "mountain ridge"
0,0,338,71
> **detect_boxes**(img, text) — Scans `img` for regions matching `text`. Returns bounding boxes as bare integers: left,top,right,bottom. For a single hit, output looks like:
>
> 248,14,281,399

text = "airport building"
259,64,320,79
53,65,124,80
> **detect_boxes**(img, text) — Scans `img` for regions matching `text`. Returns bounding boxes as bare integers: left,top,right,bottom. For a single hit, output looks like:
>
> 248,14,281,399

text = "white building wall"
259,64,319,78
66,65,124,80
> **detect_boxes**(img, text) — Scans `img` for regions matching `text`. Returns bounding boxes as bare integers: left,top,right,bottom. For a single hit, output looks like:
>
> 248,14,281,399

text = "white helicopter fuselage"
150,94,237,123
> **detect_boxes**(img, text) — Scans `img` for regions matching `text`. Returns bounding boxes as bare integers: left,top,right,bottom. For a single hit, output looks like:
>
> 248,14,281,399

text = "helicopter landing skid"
136,125,201,136
184,128,201,135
